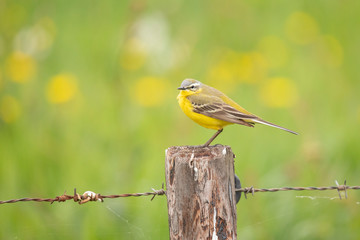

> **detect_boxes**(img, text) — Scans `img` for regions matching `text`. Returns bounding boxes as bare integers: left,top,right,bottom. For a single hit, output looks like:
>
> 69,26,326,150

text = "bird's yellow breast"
177,91,232,130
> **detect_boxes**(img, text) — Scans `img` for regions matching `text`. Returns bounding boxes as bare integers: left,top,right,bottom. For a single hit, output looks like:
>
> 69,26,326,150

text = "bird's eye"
190,85,196,89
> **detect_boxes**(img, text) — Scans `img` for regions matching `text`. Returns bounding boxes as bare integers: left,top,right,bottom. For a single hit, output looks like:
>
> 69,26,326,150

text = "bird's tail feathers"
251,118,298,135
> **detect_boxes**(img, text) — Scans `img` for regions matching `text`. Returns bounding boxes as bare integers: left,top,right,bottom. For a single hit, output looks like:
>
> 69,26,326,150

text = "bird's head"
177,79,202,96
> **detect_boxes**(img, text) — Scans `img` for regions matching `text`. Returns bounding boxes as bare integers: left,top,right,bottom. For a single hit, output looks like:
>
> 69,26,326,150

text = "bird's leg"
203,129,223,147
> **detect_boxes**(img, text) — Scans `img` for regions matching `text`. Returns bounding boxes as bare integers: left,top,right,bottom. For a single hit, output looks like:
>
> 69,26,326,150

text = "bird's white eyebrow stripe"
187,83,200,88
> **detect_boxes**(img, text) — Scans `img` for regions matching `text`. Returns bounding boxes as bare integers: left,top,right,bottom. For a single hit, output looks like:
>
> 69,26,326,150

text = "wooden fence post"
165,145,237,239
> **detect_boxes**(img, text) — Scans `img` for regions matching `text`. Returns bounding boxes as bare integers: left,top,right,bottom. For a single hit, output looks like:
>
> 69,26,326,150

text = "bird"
177,78,298,146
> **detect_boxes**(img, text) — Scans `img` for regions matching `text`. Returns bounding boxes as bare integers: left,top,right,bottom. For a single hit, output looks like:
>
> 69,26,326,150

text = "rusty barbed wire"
236,180,360,200
1,181,359,205
0,185,166,205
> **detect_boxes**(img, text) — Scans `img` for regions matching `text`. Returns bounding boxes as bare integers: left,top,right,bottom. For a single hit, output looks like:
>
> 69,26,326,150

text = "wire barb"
243,186,255,199
335,180,348,200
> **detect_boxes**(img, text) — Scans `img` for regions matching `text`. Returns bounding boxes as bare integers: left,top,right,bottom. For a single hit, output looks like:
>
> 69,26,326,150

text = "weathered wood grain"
165,145,237,240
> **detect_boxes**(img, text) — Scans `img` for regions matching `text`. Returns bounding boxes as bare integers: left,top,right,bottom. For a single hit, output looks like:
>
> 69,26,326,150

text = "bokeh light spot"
6,51,37,83
208,50,268,90
316,35,343,67
119,38,147,71
237,52,268,83
260,77,298,108
285,12,319,45
208,50,238,85
0,95,22,123
46,74,78,104
14,17,56,57
132,77,168,107
257,36,289,69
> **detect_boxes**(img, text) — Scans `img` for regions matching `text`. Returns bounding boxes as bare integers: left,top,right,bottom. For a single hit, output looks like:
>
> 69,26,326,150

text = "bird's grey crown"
180,78,201,88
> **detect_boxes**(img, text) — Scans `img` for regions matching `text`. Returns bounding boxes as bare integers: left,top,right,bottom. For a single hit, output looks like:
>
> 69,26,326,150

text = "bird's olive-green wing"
186,90,298,134
188,95,256,127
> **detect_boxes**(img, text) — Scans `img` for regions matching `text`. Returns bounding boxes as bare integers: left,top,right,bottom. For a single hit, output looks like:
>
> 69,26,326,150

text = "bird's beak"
177,87,186,90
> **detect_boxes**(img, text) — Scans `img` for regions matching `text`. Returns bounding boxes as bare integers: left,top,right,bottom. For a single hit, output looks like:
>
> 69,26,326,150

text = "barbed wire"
0,186,166,205
0,180,358,205
237,180,359,200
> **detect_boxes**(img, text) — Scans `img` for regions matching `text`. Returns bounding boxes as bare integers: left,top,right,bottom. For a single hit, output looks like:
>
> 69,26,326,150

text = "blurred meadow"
1,0,360,239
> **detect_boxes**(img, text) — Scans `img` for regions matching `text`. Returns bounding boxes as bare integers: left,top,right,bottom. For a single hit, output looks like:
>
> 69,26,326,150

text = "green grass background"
1,0,360,239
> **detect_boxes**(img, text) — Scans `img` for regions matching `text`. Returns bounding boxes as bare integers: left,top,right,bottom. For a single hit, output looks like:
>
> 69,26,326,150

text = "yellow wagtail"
177,79,298,146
